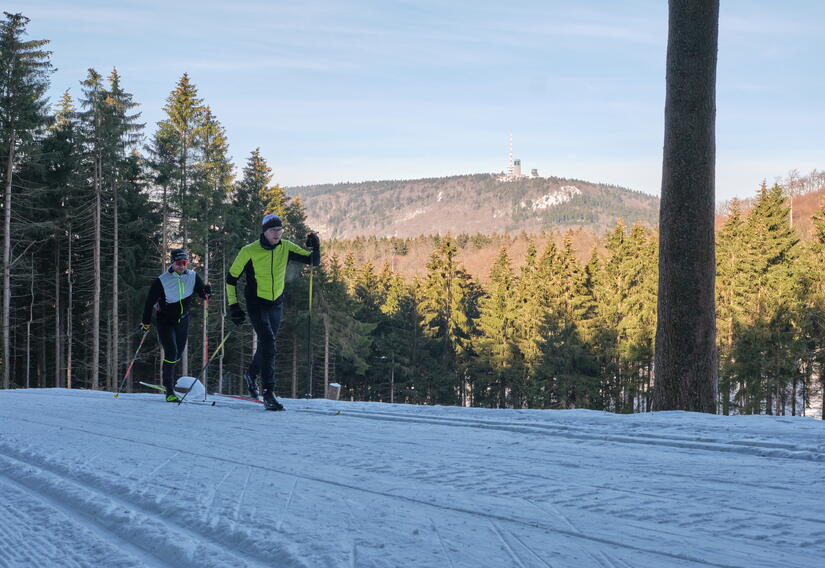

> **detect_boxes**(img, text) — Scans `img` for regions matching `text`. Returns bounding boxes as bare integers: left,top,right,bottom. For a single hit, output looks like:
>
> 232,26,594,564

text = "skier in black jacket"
140,249,210,402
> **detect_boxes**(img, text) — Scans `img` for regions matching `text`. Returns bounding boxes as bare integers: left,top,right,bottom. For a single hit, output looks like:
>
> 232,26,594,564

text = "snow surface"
1,389,824,568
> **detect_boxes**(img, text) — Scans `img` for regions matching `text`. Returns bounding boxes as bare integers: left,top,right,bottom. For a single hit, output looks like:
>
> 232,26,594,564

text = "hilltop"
290,173,659,239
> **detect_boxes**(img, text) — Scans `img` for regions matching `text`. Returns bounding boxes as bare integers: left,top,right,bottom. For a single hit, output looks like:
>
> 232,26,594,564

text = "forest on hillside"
291,174,661,238
2,13,825,417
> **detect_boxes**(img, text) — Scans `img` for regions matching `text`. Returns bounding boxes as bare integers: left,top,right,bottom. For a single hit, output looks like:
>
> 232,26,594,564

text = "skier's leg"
245,318,262,397
248,305,275,388
156,321,180,400
265,303,283,386
262,304,284,410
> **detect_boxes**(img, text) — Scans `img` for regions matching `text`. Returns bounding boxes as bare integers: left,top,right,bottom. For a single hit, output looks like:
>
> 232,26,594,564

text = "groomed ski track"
1,389,823,567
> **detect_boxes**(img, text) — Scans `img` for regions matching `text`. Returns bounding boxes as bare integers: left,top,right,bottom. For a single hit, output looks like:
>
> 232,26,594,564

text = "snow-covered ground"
1,389,824,568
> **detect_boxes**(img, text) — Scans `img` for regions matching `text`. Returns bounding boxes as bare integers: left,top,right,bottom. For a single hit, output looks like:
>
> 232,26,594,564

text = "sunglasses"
173,260,189,267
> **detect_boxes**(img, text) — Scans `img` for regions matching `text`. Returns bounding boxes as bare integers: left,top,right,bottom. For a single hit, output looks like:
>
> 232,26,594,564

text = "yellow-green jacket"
226,236,319,306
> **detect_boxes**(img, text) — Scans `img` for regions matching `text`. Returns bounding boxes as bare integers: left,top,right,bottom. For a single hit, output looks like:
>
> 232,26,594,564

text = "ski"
214,392,286,411
212,392,264,405
138,382,216,406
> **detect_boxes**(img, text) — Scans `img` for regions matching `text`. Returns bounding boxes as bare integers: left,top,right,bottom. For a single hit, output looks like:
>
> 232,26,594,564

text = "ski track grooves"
17,401,817,530
0,473,169,568
429,517,456,568
0,445,307,568
294,408,824,462
0,416,758,568
490,520,529,568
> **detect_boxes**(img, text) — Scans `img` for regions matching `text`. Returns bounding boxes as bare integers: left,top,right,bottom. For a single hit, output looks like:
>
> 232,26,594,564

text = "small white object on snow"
174,376,205,399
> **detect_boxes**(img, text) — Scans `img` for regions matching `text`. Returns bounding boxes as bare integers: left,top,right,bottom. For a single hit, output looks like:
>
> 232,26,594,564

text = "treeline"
3,13,824,417
0,12,315,395
292,172,660,239
325,182,824,416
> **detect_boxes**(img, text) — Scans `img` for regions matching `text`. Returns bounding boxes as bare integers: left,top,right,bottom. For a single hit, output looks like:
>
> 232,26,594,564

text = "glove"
229,303,246,326
203,283,212,297
305,232,320,249
139,322,151,332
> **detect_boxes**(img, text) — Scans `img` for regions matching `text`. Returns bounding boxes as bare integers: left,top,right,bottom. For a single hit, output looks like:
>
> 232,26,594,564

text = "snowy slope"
1,389,824,568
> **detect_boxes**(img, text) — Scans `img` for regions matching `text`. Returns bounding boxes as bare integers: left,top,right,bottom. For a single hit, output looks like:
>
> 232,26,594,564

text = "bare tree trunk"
821,373,825,420
105,309,112,390
791,374,797,416
55,242,62,387
292,334,297,398
218,246,225,393
202,240,209,386
323,313,329,398
40,326,46,389
67,224,73,389
92,157,101,390
653,0,719,413
3,134,16,389
162,185,168,270
112,181,119,391
26,258,33,388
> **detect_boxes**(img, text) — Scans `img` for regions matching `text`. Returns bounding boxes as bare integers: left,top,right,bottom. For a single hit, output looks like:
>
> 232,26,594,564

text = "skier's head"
261,213,282,231
170,249,189,273
261,213,284,246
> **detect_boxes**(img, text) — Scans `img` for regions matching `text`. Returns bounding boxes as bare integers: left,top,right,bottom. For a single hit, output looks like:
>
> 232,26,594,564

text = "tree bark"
55,241,62,387
92,156,101,390
653,0,719,413
201,240,209,385
67,223,73,389
25,258,33,388
218,246,225,393
112,180,119,391
292,334,297,398
323,313,329,398
3,133,16,389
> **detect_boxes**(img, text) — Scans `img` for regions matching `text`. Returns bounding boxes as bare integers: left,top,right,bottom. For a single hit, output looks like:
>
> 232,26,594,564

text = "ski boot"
243,371,259,399
165,389,181,403
262,389,285,411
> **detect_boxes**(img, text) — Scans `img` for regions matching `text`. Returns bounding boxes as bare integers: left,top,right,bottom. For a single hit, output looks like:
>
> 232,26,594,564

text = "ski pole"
177,325,237,406
202,295,209,401
114,328,150,398
306,265,314,398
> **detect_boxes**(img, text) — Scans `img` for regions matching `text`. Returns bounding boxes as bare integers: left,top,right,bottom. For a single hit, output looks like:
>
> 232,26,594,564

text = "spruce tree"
417,236,479,404
0,12,52,388
474,247,519,407
154,74,205,251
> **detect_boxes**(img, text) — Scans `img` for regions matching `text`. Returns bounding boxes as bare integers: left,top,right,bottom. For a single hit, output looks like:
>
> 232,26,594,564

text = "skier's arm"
194,273,210,299
286,240,320,267
141,278,163,325
225,248,250,306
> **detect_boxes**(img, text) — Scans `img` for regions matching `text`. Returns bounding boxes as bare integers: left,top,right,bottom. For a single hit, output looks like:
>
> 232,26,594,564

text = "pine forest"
3,12,825,418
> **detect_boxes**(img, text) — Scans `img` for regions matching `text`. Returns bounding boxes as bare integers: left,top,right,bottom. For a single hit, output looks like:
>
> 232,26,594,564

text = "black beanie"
170,249,188,263
261,213,283,231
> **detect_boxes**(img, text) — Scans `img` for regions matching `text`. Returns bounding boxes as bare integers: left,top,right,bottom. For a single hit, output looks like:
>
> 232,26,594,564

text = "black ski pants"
247,301,283,391
156,317,190,390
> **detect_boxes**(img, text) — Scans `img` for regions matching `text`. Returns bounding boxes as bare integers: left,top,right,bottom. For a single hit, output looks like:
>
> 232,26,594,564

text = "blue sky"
8,1,824,200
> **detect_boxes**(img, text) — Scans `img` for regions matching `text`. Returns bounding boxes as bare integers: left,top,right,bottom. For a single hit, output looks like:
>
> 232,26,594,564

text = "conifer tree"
154,74,205,251
510,239,543,407
0,12,52,388
417,236,479,404
474,247,519,407
103,69,142,388
78,68,106,389
190,107,231,384
716,199,748,414
545,232,601,409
